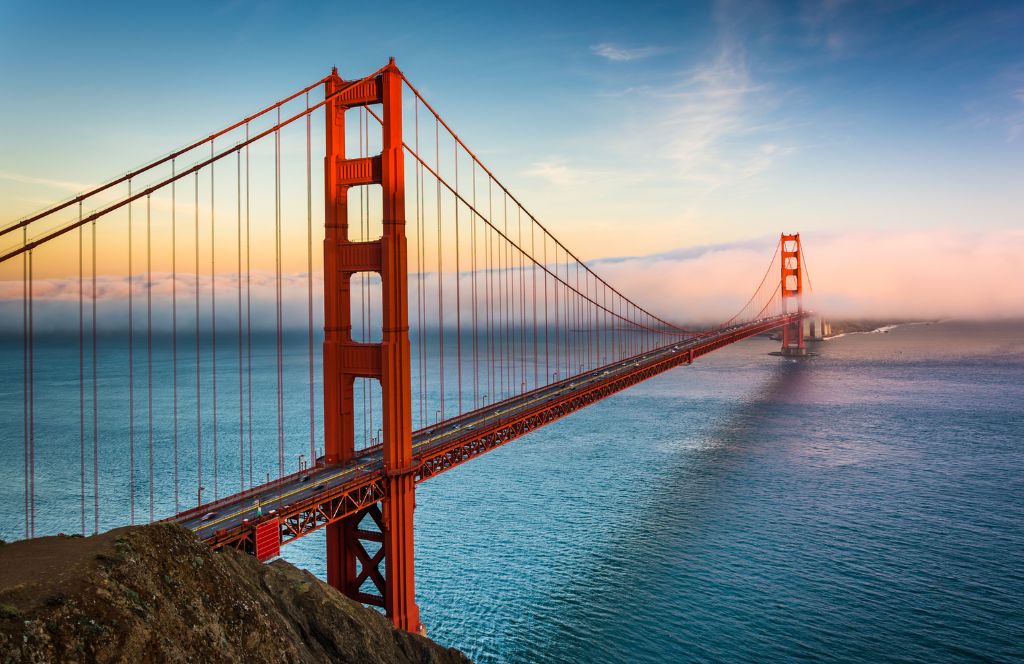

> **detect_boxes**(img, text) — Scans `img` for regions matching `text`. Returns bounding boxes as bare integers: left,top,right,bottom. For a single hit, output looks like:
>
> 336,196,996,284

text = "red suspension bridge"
0,60,809,633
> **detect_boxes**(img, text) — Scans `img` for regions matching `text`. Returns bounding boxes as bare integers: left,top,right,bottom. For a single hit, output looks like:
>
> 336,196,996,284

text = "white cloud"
629,38,795,189
0,170,91,193
966,65,1024,142
524,159,604,187
591,43,665,62
1010,87,1024,140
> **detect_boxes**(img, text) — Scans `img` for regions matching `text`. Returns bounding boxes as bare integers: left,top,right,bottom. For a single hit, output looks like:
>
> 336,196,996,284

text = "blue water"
3,321,1023,661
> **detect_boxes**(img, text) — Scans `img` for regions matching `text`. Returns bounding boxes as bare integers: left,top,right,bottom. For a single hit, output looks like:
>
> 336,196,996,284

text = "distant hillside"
0,524,470,664
825,319,939,336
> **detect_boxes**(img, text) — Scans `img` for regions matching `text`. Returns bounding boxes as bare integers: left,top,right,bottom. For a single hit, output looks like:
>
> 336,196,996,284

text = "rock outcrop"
0,524,470,663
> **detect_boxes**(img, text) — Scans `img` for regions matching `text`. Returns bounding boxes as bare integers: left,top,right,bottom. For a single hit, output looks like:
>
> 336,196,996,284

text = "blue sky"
2,0,1023,316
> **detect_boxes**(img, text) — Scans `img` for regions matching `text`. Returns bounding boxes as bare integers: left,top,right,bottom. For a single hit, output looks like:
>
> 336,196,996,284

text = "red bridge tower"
780,233,806,356
322,59,421,633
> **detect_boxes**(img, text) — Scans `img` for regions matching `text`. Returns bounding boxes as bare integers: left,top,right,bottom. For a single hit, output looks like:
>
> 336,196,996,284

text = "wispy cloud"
1013,88,1024,140
799,0,860,58
630,36,794,189
590,43,666,62
662,41,761,175
0,170,91,193
578,2,798,194
524,159,605,186
966,64,1024,141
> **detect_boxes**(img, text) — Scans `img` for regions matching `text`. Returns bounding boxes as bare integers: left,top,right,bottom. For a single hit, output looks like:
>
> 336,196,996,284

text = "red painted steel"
3,56,816,636
780,234,805,355
202,314,801,554
0,69,391,266
321,60,421,633
254,517,281,561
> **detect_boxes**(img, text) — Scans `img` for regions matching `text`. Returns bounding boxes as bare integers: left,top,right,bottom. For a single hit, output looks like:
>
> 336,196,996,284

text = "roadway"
176,317,788,541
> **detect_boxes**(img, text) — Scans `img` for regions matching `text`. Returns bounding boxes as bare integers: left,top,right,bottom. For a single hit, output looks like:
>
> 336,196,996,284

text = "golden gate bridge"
0,59,808,633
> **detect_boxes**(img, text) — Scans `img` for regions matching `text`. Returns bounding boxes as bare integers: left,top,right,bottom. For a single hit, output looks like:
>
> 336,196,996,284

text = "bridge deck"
174,314,800,553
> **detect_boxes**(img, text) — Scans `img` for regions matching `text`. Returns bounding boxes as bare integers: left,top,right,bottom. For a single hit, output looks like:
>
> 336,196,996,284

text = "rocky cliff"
0,524,470,664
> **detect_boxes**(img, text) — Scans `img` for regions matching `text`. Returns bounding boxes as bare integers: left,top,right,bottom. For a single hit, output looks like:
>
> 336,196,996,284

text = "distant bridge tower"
322,59,421,633
780,233,807,356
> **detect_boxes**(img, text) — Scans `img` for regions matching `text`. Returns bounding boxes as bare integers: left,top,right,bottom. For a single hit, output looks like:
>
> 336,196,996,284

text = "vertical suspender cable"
580,271,585,368
147,194,154,522
585,274,591,368
79,205,85,534
531,218,538,389
435,118,444,422
565,247,570,377
211,143,218,500
589,274,594,369
306,92,316,463
498,194,505,397
512,208,519,391
414,99,424,427
560,250,566,376
471,162,478,408
591,275,596,367
601,283,606,365
420,113,427,424
417,101,427,426
411,102,419,425
577,261,583,371
564,251,570,377
569,251,574,371
553,243,559,379
509,205,516,392
360,111,368,447
275,108,284,476
172,160,179,512
454,141,462,414
195,172,202,506
245,124,253,485
23,229,28,538
561,244,569,377
575,261,581,374
518,208,526,392
92,219,99,532
583,269,589,364
28,247,35,538
237,151,244,487
365,113,373,446
543,233,549,384
487,180,493,401
497,185,504,396
617,297,622,359
503,194,511,395
128,181,135,524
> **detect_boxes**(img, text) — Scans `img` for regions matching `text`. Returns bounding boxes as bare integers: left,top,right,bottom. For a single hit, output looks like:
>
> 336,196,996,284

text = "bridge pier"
322,60,422,633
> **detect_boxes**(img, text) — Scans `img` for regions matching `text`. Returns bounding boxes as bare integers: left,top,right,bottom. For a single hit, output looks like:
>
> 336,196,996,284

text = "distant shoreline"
822,319,942,340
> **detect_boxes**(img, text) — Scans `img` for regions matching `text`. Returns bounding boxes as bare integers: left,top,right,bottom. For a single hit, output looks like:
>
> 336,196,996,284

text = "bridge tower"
780,233,806,356
322,60,421,632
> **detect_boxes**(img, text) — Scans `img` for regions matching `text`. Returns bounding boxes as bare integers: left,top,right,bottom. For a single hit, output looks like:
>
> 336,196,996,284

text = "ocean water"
289,321,1024,662
2,321,1023,662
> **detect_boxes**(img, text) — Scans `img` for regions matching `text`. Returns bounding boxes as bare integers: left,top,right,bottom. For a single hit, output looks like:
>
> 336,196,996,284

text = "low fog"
2,228,1021,334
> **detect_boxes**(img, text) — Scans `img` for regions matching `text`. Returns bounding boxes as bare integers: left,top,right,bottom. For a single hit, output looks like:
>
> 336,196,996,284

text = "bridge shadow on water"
501,358,815,664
